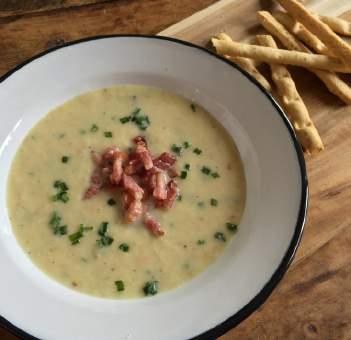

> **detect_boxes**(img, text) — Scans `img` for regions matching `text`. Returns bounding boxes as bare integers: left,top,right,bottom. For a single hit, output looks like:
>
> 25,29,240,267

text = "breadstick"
319,15,351,36
257,10,351,104
211,38,351,73
276,0,351,67
256,34,323,154
215,33,271,91
271,11,333,56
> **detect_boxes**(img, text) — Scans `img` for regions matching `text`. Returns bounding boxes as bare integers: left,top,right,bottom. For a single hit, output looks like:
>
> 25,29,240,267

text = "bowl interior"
0,36,306,340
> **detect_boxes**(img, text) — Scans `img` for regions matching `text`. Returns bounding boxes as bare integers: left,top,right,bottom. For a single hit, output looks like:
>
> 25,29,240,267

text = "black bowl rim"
0,34,308,340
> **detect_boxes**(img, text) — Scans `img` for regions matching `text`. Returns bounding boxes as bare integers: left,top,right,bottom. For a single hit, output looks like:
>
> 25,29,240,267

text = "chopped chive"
69,231,83,245
90,124,99,132
49,211,67,236
119,243,130,252
54,180,69,191
120,116,131,124
197,239,206,245
50,211,61,228
98,222,109,236
193,148,202,155
68,224,93,245
211,172,220,178
201,166,211,175
97,222,114,247
79,224,93,232
58,225,67,235
210,198,218,207
171,144,182,156
96,235,114,247
177,195,182,201
190,103,196,112
214,232,226,242
143,281,159,296
226,223,238,232
184,163,190,171
130,108,141,121
104,131,113,138
180,171,187,179
115,280,125,292
58,191,69,203
61,156,70,163
183,141,191,149
107,198,116,206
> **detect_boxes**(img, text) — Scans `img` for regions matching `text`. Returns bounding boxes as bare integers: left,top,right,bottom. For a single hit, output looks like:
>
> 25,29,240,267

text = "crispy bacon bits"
84,136,180,237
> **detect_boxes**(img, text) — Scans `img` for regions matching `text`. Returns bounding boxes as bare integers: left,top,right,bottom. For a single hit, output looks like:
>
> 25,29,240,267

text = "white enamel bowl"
0,36,307,340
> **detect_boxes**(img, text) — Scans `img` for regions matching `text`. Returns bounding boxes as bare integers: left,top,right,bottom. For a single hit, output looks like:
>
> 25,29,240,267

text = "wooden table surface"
1,1,350,339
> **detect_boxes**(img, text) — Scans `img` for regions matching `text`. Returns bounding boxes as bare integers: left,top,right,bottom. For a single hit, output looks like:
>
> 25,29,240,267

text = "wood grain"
0,0,110,18
0,0,218,77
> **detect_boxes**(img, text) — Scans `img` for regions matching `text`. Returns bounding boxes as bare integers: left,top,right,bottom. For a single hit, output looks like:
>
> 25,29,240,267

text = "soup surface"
8,85,246,298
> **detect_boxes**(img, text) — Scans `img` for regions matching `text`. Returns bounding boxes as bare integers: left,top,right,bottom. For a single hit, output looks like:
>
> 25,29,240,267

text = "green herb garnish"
143,281,159,296
226,223,238,232
190,103,196,112
214,232,226,242
96,235,114,247
130,108,141,120
171,144,182,156
104,131,113,138
124,108,151,130
54,180,69,191
68,224,93,245
193,147,202,155
61,156,70,163
201,166,211,175
197,239,206,245
177,195,182,201
90,124,99,132
184,163,190,171
183,141,191,149
211,172,220,178
52,180,69,203
98,222,108,236
115,280,125,292
119,116,131,124
180,171,187,179
69,231,83,245
119,243,130,252
96,222,114,247
49,211,67,235
107,198,116,206
210,198,218,207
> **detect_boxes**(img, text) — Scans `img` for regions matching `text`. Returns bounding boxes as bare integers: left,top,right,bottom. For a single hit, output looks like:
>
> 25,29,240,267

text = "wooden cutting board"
160,1,351,339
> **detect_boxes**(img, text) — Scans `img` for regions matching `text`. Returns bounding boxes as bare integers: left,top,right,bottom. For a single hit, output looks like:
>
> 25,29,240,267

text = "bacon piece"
121,174,144,198
84,168,103,199
124,159,143,175
91,150,102,166
155,180,179,209
153,152,176,170
125,198,143,223
133,135,147,147
144,212,164,237
136,144,153,170
153,171,168,200
102,147,118,162
110,152,124,184
167,167,179,178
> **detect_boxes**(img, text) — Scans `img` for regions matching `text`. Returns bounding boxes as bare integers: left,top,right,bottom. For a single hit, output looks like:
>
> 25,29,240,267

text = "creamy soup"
7,85,246,299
